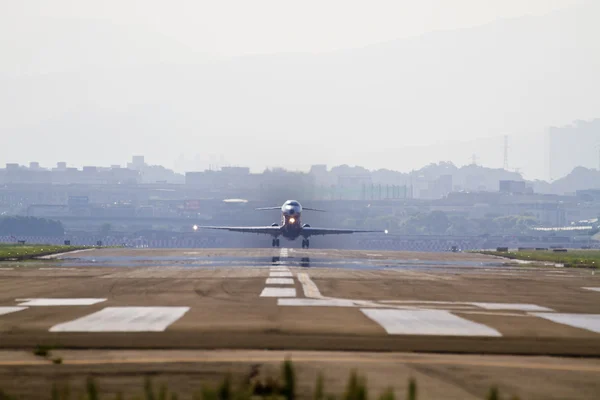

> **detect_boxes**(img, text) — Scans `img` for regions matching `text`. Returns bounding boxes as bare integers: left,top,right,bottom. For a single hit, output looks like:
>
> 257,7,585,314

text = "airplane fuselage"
279,200,306,240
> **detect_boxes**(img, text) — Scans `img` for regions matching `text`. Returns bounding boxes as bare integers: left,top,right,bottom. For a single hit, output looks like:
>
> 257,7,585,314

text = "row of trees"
0,216,65,236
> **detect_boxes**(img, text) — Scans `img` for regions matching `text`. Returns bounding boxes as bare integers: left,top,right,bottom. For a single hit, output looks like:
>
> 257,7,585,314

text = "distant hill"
532,167,600,195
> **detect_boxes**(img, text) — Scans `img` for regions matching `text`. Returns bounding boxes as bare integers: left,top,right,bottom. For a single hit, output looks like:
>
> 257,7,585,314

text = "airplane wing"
199,226,281,236
301,227,382,237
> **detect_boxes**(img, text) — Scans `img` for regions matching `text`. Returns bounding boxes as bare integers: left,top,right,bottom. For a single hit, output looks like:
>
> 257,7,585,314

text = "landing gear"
301,239,310,249
272,238,280,247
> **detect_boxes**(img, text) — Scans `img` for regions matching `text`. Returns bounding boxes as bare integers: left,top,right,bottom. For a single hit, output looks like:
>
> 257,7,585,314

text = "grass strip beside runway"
0,244,87,261
478,250,600,269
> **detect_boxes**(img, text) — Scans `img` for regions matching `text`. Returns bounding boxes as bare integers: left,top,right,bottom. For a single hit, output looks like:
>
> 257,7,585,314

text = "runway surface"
0,247,599,398
0,247,599,353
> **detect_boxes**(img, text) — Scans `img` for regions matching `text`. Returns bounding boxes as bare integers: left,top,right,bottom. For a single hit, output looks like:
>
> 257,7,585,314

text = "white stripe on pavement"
582,287,600,293
266,278,294,285
0,307,27,316
531,313,600,334
269,271,293,277
260,288,296,297
49,307,190,332
16,298,107,306
470,303,553,312
360,309,502,337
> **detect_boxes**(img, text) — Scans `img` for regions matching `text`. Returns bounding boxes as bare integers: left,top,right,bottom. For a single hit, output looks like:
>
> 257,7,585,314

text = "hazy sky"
2,0,583,60
1,0,597,179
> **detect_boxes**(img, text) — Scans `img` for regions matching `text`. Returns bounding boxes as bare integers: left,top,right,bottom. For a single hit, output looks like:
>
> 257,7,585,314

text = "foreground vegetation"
0,244,87,261
479,249,600,268
0,359,521,400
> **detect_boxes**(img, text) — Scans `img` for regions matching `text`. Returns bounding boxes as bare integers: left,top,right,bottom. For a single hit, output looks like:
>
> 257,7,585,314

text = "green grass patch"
0,244,88,261
478,249,600,269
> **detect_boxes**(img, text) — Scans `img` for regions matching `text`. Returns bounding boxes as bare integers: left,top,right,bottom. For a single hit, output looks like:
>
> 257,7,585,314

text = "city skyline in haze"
1,1,598,180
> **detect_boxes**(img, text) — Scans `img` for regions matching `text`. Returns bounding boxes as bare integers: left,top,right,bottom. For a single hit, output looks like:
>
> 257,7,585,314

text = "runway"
0,248,599,398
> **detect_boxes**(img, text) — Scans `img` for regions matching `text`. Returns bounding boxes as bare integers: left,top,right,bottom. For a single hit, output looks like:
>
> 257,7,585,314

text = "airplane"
195,199,385,248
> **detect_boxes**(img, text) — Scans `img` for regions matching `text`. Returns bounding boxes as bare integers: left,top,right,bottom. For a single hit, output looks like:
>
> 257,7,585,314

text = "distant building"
499,180,527,194
128,155,146,170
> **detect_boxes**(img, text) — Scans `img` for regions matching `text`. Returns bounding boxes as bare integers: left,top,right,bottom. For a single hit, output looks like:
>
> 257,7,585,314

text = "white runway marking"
360,309,502,337
266,278,294,285
49,307,190,332
279,248,289,258
531,313,600,334
16,298,107,306
278,298,358,307
582,287,600,293
269,271,293,277
260,288,296,297
297,273,322,298
470,303,553,312
0,307,27,316
269,267,290,272
0,268,14,270
39,268,77,270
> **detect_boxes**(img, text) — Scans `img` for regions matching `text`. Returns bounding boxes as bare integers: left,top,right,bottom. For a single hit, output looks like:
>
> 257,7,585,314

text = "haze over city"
2,0,599,180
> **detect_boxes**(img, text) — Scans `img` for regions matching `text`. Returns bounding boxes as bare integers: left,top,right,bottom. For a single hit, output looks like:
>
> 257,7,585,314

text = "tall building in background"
548,119,600,181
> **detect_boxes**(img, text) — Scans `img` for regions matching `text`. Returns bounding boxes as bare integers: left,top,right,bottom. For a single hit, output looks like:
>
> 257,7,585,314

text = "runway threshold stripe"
0,307,27,316
49,307,190,332
266,278,294,285
531,313,600,334
16,298,107,306
260,288,296,297
361,309,502,337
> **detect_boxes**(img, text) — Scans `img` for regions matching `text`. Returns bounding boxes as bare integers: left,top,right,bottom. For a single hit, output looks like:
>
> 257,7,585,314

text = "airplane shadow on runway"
271,256,311,268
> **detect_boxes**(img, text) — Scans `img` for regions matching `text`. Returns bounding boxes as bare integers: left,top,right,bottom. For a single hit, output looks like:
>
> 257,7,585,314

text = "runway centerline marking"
260,288,296,297
531,313,600,334
361,309,502,337
49,307,190,332
266,278,294,285
0,307,27,316
16,298,107,306
269,271,293,277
